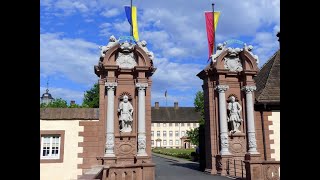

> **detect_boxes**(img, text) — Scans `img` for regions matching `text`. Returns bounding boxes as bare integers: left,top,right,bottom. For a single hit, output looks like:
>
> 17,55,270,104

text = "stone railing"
78,163,155,180
78,165,104,180
244,160,280,180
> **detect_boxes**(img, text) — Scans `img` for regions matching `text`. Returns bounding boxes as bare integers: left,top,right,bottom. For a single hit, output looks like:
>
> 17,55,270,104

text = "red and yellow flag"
205,11,220,58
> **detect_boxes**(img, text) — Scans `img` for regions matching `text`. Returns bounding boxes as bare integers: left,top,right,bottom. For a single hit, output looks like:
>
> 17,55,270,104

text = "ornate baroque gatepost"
197,42,261,175
93,36,156,180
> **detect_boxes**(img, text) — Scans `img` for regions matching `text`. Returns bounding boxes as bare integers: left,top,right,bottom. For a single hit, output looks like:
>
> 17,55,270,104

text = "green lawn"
152,147,196,160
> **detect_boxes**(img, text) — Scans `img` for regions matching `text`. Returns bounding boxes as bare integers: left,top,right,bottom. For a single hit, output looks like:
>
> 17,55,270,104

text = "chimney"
70,100,75,105
155,102,159,109
174,102,179,109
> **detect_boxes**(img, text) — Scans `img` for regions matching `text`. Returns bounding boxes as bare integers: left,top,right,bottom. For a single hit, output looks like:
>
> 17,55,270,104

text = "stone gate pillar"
92,36,156,180
197,42,261,175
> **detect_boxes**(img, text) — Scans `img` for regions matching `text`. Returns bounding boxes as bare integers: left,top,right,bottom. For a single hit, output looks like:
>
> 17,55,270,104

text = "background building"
151,102,201,149
40,88,54,104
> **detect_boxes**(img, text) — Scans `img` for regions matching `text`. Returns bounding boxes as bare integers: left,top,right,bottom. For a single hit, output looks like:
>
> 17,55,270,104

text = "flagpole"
212,3,216,56
130,0,133,37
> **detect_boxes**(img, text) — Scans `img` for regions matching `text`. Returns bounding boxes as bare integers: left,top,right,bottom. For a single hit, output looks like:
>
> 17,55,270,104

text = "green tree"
186,127,199,146
82,82,99,108
40,98,68,108
186,90,205,146
194,91,204,125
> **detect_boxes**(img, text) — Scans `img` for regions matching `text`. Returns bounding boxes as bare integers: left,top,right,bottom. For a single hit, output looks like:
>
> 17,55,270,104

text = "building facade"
150,102,200,148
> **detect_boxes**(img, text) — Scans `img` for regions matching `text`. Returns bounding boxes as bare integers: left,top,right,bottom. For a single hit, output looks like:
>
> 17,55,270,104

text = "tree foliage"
194,91,205,125
82,82,99,108
185,90,206,147
40,98,86,108
186,127,199,146
40,98,68,108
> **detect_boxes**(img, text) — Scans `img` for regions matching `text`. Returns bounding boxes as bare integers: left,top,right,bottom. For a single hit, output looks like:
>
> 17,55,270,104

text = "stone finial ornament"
99,35,119,59
244,43,259,64
137,40,154,61
211,42,227,62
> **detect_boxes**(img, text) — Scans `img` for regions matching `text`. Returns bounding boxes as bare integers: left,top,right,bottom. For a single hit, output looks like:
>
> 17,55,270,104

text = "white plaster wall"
268,111,280,161
40,120,84,180
151,122,198,148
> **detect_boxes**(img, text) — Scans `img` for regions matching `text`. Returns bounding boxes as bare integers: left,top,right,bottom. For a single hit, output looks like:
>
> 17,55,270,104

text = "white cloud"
41,0,279,58
99,21,130,37
85,18,94,23
113,20,131,33
100,8,120,18
152,57,203,92
251,30,279,66
148,57,204,106
99,22,112,36
40,86,84,104
40,33,100,85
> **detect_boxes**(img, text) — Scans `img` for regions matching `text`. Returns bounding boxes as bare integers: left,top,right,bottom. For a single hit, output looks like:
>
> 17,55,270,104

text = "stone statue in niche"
243,43,259,64
227,96,243,133
118,95,134,133
116,41,137,68
224,47,243,72
99,35,118,60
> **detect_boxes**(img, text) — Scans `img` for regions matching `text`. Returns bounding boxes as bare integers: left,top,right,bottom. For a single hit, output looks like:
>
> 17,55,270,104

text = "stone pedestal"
228,132,246,158
93,37,156,180
214,154,233,176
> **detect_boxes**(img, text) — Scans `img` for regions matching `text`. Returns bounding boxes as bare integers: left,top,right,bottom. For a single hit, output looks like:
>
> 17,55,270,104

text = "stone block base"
93,156,155,180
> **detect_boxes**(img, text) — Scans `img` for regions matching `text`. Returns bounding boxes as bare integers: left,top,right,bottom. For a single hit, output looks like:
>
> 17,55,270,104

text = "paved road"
153,154,233,180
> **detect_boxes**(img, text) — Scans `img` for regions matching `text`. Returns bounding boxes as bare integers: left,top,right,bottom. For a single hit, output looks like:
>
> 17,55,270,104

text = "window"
151,131,154,137
157,131,160,137
151,140,154,145
175,140,179,145
163,123,166,127
169,140,173,145
163,131,167,137
169,131,173,137
152,123,154,127
187,123,190,127
175,123,179,126
175,131,179,137
40,130,64,163
181,123,184,127
157,123,160,127
169,123,172,127
163,140,167,145
181,131,185,136
193,123,197,127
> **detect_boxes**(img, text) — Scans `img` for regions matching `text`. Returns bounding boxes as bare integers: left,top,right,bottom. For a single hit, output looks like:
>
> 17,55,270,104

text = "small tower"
40,81,54,104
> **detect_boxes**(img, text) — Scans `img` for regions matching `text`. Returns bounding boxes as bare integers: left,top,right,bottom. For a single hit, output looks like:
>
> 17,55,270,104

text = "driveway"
153,153,233,180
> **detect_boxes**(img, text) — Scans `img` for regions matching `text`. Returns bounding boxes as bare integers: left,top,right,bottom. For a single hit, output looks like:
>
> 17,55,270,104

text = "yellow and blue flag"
124,6,139,41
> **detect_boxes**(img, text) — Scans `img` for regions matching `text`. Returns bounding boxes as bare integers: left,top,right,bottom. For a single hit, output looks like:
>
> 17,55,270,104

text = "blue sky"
40,0,280,107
